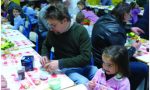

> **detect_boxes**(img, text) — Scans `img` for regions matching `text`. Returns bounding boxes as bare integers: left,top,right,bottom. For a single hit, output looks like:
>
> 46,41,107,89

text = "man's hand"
44,60,59,72
131,27,144,35
40,56,49,66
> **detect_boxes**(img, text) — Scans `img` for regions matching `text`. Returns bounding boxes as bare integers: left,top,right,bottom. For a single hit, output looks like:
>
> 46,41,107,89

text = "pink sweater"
82,10,99,23
88,68,130,90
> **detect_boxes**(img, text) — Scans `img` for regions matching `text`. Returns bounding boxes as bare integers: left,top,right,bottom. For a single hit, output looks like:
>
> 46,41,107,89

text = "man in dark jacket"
92,2,148,90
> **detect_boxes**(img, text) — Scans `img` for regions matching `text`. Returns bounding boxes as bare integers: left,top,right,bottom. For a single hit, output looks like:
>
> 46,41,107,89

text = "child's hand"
131,27,144,35
88,79,96,89
132,41,141,50
99,84,113,90
100,85,107,90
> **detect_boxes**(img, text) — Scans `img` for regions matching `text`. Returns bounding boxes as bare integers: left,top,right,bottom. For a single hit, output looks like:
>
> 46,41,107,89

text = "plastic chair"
19,25,28,37
24,16,32,38
29,31,38,52
90,53,94,65
50,47,54,60
19,25,24,33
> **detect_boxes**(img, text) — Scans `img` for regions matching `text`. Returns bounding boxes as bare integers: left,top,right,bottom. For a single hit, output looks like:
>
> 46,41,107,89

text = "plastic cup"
49,78,61,90
17,66,25,80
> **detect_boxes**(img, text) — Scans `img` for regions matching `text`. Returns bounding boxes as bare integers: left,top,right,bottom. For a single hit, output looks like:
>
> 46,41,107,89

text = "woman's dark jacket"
92,14,136,68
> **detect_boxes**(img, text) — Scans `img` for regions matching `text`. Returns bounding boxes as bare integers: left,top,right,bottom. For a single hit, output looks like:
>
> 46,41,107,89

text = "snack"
40,74,48,80
140,39,147,43
127,32,135,37
1,39,14,50
136,51,142,56
34,79,41,85
82,18,90,25
22,83,30,89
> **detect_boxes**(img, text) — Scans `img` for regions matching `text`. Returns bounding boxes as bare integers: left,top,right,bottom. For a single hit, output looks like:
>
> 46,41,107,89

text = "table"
126,38,149,64
1,29,35,49
87,5,115,11
134,40,149,64
1,48,75,90
1,23,75,90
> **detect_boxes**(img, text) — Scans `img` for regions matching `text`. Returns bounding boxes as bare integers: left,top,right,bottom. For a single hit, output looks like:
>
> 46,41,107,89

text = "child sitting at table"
76,11,85,24
88,45,130,90
77,0,99,24
24,2,38,31
130,2,141,25
12,7,25,30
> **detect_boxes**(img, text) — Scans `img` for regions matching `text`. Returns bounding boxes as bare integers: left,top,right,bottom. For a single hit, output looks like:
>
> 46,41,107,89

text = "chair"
29,31,38,52
50,47,54,60
90,53,94,65
19,25,28,37
24,16,32,38
19,25,24,33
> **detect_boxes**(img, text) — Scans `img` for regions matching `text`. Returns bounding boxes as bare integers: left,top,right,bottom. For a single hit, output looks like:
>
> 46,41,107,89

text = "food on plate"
82,18,90,25
127,32,135,37
140,38,147,43
23,83,30,89
1,39,14,50
34,79,41,85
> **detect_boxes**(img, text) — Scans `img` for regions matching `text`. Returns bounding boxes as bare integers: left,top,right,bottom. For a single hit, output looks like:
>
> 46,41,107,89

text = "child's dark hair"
45,3,71,22
76,12,85,24
13,6,22,13
77,0,92,11
28,2,35,8
102,45,130,77
77,0,86,7
12,6,25,18
130,2,137,9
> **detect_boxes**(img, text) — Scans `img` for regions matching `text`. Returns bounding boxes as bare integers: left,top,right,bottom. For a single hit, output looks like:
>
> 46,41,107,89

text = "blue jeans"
61,65,98,84
129,61,149,90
